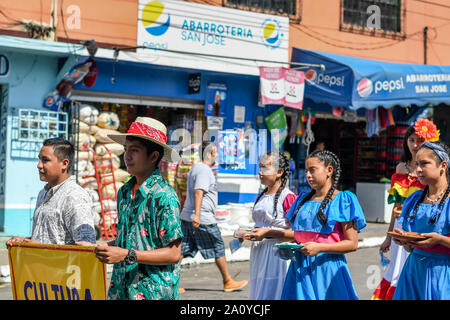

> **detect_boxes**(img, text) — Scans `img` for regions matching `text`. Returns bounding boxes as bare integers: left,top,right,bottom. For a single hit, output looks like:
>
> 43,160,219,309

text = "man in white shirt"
7,138,96,246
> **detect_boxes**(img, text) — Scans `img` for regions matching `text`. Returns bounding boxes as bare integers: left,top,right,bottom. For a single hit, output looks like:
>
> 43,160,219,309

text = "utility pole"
423,26,428,65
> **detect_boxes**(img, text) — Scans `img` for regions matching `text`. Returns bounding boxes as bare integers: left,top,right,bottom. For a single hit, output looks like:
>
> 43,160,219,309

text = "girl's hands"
413,232,442,248
245,228,268,241
380,237,391,253
393,206,402,219
299,242,322,257
391,229,413,252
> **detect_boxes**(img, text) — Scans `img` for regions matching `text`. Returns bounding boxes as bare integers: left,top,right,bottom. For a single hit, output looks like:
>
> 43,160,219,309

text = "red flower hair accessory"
414,118,440,142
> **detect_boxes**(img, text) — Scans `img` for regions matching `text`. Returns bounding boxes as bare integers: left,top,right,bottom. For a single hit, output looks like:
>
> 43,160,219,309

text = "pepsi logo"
305,69,317,82
357,78,373,98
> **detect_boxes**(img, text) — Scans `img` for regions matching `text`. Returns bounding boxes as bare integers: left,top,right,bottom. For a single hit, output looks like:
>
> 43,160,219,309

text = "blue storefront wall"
73,58,270,205
0,51,65,236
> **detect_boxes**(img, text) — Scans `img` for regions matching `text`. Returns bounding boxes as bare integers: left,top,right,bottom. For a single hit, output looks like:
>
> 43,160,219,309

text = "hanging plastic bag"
229,238,243,254
380,251,390,267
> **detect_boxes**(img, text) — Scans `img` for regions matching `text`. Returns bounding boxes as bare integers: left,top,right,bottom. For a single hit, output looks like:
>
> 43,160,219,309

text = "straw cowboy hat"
107,117,181,163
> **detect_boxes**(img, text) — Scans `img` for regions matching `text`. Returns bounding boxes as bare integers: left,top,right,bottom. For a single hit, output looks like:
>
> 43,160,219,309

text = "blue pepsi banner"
292,48,450,110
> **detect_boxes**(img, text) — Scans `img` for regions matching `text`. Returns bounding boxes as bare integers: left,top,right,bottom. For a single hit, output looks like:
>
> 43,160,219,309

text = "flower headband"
414,118,440,142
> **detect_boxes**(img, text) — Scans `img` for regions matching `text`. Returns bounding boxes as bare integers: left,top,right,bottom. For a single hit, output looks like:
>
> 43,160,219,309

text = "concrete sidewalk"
0,222,390,283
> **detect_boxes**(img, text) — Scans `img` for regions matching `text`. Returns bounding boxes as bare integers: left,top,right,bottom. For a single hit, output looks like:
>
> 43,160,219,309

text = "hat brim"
107,133,181,163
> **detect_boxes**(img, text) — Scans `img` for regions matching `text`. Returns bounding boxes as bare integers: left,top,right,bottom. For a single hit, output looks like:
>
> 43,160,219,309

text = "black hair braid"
401,126,415,163
439,185,450,211
254,151,290,216
409,185,428,221
315,150,341,225
273,151,290,214
254,186,269,207
289,190,316,223
289,150,341,225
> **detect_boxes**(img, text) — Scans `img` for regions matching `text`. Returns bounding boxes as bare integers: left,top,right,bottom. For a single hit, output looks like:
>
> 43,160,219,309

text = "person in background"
372,119,438,300
393,141,450,300
313,141,325,152
244,150,297,300
7,138,96,246
281,150,366,300
179,141,248,293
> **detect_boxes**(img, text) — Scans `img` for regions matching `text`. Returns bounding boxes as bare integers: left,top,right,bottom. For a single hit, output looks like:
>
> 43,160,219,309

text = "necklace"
405,161,417,182
426,189,445,204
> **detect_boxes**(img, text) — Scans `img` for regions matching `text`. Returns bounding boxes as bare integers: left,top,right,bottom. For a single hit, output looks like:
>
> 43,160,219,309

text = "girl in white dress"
245,151,297,300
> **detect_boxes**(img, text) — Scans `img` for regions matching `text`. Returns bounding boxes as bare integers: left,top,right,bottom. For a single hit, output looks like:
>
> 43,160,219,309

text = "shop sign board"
137,0,289,63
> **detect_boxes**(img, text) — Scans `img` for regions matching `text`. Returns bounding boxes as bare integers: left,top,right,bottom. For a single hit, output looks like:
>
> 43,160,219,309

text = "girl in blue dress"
281,150,366,300
393,141,450,300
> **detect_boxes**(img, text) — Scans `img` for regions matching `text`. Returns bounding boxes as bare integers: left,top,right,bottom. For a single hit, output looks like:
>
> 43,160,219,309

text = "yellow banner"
8,242,107,300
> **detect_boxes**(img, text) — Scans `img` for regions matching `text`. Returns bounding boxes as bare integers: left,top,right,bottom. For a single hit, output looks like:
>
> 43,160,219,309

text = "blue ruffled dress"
281,190,367,300
393,190,450,300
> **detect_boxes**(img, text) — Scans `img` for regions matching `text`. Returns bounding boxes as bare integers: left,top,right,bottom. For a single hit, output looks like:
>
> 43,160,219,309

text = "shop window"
340,0,405,39
10,108,69,159
226,0,301,22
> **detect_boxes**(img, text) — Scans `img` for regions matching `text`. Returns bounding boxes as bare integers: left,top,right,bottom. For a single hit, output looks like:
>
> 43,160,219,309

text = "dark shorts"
181,220,225,260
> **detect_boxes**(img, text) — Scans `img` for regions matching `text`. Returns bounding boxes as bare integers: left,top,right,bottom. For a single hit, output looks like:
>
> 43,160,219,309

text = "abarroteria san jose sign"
137,0,289,63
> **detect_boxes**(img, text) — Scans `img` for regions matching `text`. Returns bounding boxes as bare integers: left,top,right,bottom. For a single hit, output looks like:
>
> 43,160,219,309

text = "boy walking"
81,117,184,300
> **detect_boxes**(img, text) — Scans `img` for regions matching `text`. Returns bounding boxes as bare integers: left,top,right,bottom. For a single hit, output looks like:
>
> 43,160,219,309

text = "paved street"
0,246,382,300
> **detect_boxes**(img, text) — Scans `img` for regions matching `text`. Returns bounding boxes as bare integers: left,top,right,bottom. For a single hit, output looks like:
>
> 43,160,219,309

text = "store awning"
291,48,450,110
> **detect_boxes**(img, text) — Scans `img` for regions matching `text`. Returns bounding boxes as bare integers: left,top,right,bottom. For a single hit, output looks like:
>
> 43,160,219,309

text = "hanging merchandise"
82,59,98,88
302,110,315,156
296,110,304,135
259,67,305,109
43,57,94,111
332,106,344,117
265,107,288,149
283,68,305,110
259,67,285,105
365,108,379,137
343,109,358,123
205,83,227,117
289,111,299,143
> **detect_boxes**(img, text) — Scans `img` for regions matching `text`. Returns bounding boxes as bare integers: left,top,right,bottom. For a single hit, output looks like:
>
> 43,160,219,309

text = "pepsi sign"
305,69,345,87
292,48,450,110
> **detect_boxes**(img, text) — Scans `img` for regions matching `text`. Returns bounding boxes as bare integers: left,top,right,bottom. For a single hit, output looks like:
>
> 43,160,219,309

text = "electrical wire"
412,0,450,9
292,24,407,50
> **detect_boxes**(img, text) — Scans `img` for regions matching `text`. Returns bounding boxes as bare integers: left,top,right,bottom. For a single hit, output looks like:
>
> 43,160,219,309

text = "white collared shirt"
31,176,96,244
